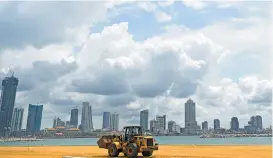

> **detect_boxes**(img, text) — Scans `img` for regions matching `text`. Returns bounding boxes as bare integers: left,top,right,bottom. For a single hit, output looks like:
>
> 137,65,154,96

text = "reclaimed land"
0,145,271,158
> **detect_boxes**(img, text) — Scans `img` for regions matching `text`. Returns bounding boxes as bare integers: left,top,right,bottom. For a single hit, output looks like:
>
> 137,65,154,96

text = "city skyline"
0,77,269,132
0,78,268,132
0,1,271,130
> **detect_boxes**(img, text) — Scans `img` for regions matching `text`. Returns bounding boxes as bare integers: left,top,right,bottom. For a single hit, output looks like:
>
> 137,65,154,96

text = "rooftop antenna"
7,67,11,76
7,67,15,77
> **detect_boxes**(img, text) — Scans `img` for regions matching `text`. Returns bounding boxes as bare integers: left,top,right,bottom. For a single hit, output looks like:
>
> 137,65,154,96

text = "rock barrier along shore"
200,133,272,138
0,137,45,142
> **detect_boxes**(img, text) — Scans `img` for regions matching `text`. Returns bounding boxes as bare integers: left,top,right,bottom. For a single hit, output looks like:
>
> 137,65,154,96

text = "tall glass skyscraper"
140,109,149,131
11,108,24,132
168,120,176,133
81,102,93,132
156,115,166,130
110,112,119,131
70,108,78,128
26,104,43,135
230,117,239,131
184,99,200,135
213,119,220,129
256,115,263,130
0,75,19,137
102,112,111,129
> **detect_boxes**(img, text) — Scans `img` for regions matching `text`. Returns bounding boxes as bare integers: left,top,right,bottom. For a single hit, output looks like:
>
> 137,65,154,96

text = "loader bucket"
97,136,112,149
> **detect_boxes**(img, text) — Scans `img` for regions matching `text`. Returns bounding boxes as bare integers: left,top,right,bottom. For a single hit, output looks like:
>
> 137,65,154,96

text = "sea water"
0,136,271,146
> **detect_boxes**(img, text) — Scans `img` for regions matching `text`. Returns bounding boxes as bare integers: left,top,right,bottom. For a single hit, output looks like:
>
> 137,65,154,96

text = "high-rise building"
184,99,199,135
213,119,220,129
244,115,263,133
0,112,4,136
140,109,149,131
156,115,166,130
110,112,119,131
250,116,256,126
150,119,160,133
11,108,24,133
168,120,176,133
65,121,70,128
256,115,263,130
202,121,208,131
70,108,78,128
230,117,239,131
0,75,19,136
0,111,4,137
102,112,111,129
174,124,181,133
81,102,93,132
53,117,57,128
26,104,43,135
56,117,61,126
57,118,65,126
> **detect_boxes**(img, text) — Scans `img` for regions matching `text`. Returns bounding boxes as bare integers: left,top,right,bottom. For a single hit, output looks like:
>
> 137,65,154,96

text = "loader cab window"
122,126,143,142
132,127,142,136
122,127,130,142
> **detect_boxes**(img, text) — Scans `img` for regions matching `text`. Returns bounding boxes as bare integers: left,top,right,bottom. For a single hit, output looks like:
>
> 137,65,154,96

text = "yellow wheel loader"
97,126,159,157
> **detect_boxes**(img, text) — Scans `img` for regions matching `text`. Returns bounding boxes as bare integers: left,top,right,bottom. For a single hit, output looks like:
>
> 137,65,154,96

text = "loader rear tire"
108,144,119,157
126,143,138,157
142,151,153,157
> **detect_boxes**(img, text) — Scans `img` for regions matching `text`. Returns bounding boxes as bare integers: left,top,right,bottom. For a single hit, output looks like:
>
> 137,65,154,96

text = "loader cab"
122,126,143,142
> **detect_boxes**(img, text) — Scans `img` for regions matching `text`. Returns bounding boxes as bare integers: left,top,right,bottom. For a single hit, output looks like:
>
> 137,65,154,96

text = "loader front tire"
126,143,138,157
108,144,119,157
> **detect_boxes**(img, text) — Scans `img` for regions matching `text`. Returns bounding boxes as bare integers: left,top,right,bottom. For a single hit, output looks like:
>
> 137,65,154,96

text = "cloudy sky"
0,1,272,130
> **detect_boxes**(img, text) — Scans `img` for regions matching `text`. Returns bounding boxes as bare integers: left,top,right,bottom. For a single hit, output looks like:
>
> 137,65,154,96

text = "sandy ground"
0,145,271,158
